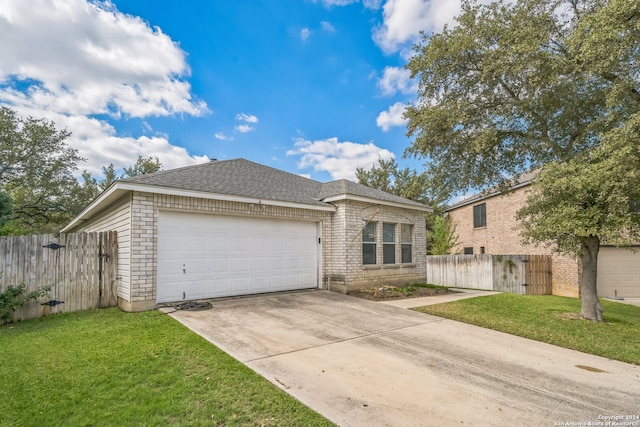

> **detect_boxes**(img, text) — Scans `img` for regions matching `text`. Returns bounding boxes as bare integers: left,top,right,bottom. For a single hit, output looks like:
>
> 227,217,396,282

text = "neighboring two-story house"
446,172,640,299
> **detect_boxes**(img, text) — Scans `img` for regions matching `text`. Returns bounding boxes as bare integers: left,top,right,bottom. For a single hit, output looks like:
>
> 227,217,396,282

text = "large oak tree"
0,107,82,234
405,0,639,320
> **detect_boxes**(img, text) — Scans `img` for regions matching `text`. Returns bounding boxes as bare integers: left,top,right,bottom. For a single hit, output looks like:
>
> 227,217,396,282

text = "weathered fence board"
523,254,553,295
0,232,118,322
425,255,494,290
426,254,552,295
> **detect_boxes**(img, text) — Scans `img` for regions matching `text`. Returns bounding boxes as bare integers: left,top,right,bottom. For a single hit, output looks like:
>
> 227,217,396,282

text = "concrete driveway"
166,291,640,427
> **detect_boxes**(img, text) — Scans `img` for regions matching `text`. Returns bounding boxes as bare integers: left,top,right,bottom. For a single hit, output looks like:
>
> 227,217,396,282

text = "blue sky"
0,0,466,182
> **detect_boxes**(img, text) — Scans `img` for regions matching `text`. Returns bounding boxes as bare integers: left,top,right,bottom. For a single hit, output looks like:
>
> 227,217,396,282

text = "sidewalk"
379,288,500,308
381,289,640,309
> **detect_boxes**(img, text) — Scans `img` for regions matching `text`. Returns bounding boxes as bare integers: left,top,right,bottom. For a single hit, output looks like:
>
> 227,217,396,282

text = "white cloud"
235,124,255,133
373,0,463,54
0,0,208,176
316,0,360,6
321,21,336,32
376,102,407,131
236,113,259,123
287,137,395,180
377,66,417,96
300,27,312,42
214,132,233,141
233,113,258,133
362,0,383,8
315,0,381,8
0,0,207,118
14,108,208,176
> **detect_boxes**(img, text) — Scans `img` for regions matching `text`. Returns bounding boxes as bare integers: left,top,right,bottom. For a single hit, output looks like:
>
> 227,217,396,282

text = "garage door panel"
597,248,640,299
158,212,319,303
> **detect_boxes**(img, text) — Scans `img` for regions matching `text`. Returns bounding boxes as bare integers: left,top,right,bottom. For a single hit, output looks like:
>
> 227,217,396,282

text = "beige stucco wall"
447,186,580,297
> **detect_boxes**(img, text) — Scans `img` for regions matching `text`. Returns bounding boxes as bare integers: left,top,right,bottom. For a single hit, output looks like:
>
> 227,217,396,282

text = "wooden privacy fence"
426,254,552,295
0,232,118,322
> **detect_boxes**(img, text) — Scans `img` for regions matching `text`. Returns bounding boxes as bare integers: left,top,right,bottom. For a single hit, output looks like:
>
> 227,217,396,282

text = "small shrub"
0,282,52,324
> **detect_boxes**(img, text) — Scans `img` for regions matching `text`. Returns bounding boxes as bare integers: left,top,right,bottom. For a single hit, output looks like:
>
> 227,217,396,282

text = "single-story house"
63,158,432,311
445,172,640,299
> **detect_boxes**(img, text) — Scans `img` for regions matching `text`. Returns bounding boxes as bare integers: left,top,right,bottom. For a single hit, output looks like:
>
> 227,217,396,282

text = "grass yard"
414,293,640,365
0,308,334,427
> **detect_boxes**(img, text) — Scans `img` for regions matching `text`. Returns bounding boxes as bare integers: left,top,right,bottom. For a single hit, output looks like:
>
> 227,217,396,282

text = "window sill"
363,263,416,269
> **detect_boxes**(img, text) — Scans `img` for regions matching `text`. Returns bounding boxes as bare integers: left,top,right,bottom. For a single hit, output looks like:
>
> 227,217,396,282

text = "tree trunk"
579,236,603,322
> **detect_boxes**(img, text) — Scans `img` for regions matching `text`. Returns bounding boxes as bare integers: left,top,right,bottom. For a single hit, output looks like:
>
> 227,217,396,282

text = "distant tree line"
0,107,161,235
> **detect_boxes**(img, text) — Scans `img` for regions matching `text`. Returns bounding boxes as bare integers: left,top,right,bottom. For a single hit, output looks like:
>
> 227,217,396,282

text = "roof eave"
126,183,336,212
62,183,127,232
62,181,337,232
445,179,534,212
322,193,433,213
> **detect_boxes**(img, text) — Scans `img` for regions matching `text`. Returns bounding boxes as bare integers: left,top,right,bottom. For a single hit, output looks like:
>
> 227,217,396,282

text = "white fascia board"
61,184,126,232
321,193,433,213
118,183,336,212
62,182,336,232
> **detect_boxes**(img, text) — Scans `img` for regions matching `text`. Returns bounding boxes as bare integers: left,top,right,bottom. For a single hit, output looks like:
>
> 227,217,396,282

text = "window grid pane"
362,222,376,242
363,222,377,264
383,223,395,242
383,223,395,264
383,245,395,264
401,224,412,243
363,244,376,264
473,203,486,228
401,244,412,263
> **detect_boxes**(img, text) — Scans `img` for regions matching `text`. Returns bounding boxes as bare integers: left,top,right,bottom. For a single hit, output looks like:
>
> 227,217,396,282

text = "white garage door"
597,247,640,298
157,211,320,303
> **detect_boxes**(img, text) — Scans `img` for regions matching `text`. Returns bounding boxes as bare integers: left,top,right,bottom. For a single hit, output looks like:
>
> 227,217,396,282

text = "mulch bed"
347,285,457,301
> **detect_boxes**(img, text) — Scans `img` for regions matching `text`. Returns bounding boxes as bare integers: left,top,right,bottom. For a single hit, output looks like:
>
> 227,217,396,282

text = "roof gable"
63,158,432,232
122,158,327,207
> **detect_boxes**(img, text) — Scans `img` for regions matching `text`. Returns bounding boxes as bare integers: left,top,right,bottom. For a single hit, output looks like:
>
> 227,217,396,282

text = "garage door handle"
183,264,186,274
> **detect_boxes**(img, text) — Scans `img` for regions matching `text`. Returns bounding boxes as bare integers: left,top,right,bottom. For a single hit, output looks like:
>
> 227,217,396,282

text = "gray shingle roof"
122,158,327,206
318,179,428,208
120,158,430,210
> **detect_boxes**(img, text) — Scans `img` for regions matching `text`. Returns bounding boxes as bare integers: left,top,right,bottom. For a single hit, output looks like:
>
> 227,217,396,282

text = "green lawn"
0,308,334,427
414,293,640,365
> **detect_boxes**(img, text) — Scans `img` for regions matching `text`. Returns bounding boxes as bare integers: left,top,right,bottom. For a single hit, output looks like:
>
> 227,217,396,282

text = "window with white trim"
383,223,396,264
362,222,377,265
401,224,413,263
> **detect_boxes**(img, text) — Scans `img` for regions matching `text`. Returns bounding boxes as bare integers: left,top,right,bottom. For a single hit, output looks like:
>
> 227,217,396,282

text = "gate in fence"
426,254,552,295
0,231,118,322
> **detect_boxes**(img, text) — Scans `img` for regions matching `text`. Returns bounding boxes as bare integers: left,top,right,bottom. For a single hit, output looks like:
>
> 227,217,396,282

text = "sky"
0,0,468,183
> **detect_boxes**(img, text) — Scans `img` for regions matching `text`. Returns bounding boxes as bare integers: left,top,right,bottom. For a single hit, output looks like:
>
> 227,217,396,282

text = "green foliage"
99,155,162,192
517,113,640,254
0,309,334,426
393,283,448,293
405,0,639,194
405,0,640,319
355,156,445,207
0,107,83,234
123,155,162,178
427,215,460,255
0,192,12,225
0,282,52,323
414,293,640,365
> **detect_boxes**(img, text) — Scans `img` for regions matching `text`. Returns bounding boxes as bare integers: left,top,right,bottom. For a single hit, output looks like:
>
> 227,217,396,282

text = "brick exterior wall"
447,186,580,298
116,191,427,310
325,200,427,292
